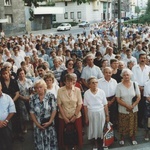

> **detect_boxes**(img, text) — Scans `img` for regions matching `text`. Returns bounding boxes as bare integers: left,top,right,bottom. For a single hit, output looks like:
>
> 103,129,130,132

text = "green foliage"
146,0,150,14
124,14,150,24
135,6,140,14
23,0,45,7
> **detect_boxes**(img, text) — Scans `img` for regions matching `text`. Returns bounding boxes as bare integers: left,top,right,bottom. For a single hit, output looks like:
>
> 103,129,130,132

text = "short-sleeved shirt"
0,93,16,120
132,64,150,86
1,78,20,99
57,86,82,119
116,81,140,114
30,91,57,124
84,88,107,111
98,78,117,97
81,65,103,81
144,80,150,103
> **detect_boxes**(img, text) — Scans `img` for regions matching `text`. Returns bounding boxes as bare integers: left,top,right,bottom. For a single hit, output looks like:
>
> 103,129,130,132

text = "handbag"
41,117,50,125
64,123,78,145
103,122,114,147
132,82,137,104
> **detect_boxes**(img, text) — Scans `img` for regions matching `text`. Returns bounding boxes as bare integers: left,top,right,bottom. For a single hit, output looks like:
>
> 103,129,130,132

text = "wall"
55,1,103,23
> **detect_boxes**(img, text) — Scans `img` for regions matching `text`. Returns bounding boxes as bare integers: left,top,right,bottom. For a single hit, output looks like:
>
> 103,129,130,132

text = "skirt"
118,112,137,137
88,109,105,140
58,117,83,149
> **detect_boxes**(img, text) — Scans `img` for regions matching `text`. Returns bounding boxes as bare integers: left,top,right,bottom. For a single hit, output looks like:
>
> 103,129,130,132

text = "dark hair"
17,68,26,77
1,67,10,76
7,58,15,64
95,51,102,57
110,58,118,64
139,53,146,59
37,64,47,71
65,59,74,68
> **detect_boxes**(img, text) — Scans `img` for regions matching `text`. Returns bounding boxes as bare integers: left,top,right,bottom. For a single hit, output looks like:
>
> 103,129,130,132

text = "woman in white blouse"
84,76,109,149
116,68,140,145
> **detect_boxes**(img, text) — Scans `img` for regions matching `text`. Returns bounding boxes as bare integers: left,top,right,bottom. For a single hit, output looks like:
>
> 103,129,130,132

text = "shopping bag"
103,122,114,147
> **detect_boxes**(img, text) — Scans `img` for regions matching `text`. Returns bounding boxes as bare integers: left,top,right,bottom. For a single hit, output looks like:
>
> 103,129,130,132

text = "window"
70,12,74,19
4,0,11,6
65,2,67,6
64,12,68,19
5,14,13,23
77,11,81,19
52,15,56,21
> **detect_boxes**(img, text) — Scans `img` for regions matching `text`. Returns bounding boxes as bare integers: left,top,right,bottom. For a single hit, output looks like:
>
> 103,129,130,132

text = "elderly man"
98,67,118,127
0,82,16,150
81,53,103,90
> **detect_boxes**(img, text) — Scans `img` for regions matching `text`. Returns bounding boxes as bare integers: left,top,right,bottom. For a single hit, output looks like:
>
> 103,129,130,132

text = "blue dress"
30,91,58,150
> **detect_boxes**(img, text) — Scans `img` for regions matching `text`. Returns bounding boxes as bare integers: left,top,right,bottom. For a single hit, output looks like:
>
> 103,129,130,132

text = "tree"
146,0,150,14
135,6,140,14
72,0,90,5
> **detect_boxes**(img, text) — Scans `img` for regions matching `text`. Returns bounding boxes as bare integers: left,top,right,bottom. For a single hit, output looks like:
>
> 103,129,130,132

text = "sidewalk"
13,123,150,150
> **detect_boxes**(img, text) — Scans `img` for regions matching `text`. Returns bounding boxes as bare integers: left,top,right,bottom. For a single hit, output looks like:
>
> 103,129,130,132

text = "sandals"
132,140,138,145
119,140,124,145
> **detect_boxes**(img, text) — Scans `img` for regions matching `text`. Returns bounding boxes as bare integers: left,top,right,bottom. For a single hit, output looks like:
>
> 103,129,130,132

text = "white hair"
121,68,133,77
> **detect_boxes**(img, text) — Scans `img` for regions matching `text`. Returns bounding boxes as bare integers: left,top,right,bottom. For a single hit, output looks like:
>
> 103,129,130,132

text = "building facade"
55,0,112,23
0,0,25,35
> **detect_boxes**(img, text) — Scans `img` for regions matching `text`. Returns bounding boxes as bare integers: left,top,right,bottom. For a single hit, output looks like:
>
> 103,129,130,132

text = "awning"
34,7,65,15
0,18,8,23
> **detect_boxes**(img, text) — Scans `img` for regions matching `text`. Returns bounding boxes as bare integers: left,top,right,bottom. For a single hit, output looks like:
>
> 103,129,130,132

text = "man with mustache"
132,53,150,128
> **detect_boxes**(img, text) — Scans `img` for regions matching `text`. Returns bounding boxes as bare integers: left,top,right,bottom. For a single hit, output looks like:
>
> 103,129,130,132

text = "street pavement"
13,122,150,150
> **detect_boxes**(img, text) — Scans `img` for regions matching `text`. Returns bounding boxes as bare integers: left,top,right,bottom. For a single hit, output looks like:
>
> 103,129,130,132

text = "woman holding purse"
116,68,140,145
29,79,58,150
57,73,83,150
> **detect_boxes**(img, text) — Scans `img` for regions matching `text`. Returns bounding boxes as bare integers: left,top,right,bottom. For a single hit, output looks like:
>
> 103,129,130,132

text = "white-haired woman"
116,68,140,145
29,79,58,150
84,76,109,149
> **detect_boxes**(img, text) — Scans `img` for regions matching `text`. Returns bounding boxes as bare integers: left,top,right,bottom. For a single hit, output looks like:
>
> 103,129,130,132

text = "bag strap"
133,82,136,92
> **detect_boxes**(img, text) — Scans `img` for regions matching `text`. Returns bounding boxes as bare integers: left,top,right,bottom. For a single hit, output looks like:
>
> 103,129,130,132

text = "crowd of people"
0,20,150,150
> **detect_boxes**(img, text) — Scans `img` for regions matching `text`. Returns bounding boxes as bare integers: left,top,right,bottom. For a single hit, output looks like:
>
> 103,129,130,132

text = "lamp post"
118,0,121,51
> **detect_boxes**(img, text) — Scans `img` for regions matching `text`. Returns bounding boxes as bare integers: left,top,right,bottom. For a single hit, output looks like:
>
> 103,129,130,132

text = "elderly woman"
29,79,58,150
44,73,59,98
116,68,140,145
17,68,33,133
57,74,83,150
84,77,109,149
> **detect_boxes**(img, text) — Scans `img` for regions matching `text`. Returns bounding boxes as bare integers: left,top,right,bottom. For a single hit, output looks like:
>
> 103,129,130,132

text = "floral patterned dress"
30,91,58,150
17,78,33,121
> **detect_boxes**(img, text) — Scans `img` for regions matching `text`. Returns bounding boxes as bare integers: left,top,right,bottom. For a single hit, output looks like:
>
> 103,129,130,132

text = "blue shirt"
0,93,16,120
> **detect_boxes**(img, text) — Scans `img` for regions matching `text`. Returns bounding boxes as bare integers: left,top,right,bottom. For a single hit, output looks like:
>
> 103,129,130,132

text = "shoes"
119,140,124,145
132,140,138,145
23,129,27,133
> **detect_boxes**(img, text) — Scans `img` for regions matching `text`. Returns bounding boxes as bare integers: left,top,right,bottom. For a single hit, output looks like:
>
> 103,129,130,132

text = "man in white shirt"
123,48,137,67
0,82,16,150
103,47,116,66
12,46,25,68
81,53,103,90
98,67,118,127
132,53,150,128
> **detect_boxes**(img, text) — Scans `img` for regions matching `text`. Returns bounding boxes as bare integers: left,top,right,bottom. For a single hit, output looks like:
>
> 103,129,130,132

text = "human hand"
64,118,70,124
42,121,52,128
126,105,133,112
70,116,76,123
37,123,45,130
